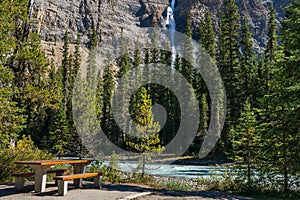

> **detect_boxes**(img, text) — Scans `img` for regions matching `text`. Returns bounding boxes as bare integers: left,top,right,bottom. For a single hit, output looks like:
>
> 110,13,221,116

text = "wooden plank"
12,172,35,177
47,169,66,174
15,159,93,166
54,173,103,181
12,169,65,177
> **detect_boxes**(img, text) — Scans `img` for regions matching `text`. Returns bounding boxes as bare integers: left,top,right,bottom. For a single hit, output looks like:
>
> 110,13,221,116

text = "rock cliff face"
32,0,291,49
33,0,170,44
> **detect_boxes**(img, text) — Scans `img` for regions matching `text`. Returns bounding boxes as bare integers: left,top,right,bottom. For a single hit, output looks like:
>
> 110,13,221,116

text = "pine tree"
61,31,70,111
260,0,300,191
196,11,216,151
0,66,26,146
133,41,141,69
73,34,82,79
72,68,100,158
0,1,28,146
262,3,278,96
230,100,260,189
87,30,98,85
130,42,143,130
218,0,241,153
174,54,182,73
101,61,115,144
198,10,215,60
256,53,266,103
200,94,209,137
240,17,257,106
151,24,160,63
118,30,130,78
265,3,277,68
126,87,164,177
49,103,70,157
116,30,131,145
48,59,72,155
69,34,83,157
9,32,53,145
181,11,194,84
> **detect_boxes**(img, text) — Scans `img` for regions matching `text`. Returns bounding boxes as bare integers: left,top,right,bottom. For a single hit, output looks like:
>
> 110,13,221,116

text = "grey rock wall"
32,0,291,50
33,0,170,44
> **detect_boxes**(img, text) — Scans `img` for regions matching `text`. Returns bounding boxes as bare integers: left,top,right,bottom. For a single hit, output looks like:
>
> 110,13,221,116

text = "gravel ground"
0,182,252,200
136,191,252,200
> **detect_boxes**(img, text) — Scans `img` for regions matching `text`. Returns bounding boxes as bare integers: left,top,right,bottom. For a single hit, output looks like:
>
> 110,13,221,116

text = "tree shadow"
103,184,251,200
0,182,251,199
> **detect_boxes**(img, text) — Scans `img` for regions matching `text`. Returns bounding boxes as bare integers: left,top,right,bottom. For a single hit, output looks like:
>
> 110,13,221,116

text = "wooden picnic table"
15,159,93,193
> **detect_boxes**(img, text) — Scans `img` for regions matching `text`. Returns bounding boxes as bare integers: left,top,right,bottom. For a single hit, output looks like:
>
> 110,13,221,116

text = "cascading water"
166,0,176,64
29,0,35,19
167,0,176,32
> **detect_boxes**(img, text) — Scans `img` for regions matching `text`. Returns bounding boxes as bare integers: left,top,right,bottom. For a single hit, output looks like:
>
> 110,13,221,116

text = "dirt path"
0,182,252,200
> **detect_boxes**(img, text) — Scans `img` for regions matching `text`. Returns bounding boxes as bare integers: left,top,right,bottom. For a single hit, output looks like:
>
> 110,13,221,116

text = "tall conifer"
218,0,241,152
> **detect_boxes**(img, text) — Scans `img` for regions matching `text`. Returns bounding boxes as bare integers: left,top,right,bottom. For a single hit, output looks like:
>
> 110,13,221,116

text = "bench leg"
54,172,64,186
15,177,25,190
94,175,102,189
57,180,68,196
73,164,85,187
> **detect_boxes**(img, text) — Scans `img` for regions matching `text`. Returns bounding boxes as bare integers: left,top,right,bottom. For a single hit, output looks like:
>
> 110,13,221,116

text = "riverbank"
110,155,231,166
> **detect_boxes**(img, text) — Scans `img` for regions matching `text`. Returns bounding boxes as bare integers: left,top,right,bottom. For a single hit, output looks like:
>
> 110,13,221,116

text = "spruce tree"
263,3,278,96
69,34,82,157
101,61,115,144
260,0,300,191
116,30,131,145
151,24,160,63
61,31,70,111
240,17,257,106
9,32,53,145
198,10,215,60
126,87,164,177
265,3,277,68
49,103,70,157
181,11,194,84
0,66,26,146
230,100,260,189
48,58,72,155
118,30,130,78
87,30,98,85
218,0,241,153
196,11,216,150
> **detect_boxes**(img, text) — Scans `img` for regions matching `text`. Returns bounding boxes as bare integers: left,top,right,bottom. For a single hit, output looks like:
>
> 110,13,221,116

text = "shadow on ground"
0,182,251,199
102,184,251,200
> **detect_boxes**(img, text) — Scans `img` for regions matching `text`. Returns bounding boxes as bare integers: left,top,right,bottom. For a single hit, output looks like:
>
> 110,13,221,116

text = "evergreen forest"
0,0,299,196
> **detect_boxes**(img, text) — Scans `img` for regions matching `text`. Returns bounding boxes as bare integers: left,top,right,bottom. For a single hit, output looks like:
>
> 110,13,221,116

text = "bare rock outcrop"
32,0,291,51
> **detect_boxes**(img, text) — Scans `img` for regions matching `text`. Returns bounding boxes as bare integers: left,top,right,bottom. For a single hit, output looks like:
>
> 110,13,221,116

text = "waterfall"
166,0,176,65
29,0,35,19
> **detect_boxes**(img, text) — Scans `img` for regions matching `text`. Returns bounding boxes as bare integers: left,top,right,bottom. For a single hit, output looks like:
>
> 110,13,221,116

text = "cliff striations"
32,0,291,50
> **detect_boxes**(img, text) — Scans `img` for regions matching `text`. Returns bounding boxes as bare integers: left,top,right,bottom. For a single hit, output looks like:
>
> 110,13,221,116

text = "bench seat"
13,169,67,190
54,172,103,196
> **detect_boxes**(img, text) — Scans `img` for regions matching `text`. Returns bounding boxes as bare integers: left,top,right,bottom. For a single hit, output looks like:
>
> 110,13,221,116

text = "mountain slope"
32,0,290,50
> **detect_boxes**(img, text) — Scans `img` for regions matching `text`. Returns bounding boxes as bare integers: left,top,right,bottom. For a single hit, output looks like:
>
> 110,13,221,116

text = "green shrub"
163,180,192,191
87,152,123,184
0,135,53,182
197,171,243,192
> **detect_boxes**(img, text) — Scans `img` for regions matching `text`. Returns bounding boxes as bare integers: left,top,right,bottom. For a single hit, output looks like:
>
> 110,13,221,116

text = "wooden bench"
54,172,103,196
13,169,66,190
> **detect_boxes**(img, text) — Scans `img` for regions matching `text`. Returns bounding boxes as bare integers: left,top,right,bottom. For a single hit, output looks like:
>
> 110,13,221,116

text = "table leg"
73,163,85,187
29,165,52,193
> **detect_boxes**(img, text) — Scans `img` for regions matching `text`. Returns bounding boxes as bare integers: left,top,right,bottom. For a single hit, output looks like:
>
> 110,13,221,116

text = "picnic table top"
15,159,94,166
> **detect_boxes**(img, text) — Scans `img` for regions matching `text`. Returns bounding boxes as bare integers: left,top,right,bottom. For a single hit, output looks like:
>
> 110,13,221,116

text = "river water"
103,161,229,179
